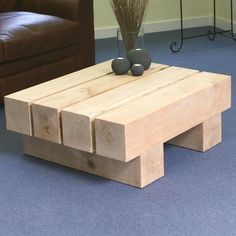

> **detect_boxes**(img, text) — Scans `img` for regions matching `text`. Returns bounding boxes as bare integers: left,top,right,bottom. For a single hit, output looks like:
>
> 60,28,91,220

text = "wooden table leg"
168,113,222,152
23,136,164,188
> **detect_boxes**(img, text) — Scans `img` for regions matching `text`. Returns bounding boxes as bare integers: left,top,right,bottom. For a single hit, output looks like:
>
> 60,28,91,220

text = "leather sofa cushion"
19,0,80,21
0,11,80,63
0,0,18,12
0,43,80,78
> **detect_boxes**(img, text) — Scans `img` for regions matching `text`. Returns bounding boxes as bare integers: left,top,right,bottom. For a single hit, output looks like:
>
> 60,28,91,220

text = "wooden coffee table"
4,60,231,188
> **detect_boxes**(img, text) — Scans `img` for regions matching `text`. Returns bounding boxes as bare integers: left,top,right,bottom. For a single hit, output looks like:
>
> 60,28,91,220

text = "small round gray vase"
111,57,130,75
131,64,144,76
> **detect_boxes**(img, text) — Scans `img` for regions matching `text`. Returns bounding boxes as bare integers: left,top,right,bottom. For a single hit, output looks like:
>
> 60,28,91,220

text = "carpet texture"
0,27,235,236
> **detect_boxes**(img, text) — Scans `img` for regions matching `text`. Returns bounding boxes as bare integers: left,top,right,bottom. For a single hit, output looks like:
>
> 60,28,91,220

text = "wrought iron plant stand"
170,0,236,52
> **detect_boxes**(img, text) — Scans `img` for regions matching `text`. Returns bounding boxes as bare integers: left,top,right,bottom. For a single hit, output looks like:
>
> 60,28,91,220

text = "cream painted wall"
94,0,212,29
216,1,231,20
94,0,235,39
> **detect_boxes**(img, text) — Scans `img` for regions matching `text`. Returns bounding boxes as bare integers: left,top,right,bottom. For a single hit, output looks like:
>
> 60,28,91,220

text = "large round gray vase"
127,49,152,70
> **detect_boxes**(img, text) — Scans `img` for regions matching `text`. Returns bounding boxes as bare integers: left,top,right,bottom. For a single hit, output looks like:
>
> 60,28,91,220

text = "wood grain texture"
168,113,222,152
4,60,112,135
23,136,164,188
31,64,168,143
95,72,231,162
61,66,198,152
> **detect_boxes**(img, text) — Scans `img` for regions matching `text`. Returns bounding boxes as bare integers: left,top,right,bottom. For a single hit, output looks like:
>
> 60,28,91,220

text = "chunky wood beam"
61,66,197,152
23,136,164,188
4,60,113,135
168,113,222,152
95,72,231,162
31,64,168,143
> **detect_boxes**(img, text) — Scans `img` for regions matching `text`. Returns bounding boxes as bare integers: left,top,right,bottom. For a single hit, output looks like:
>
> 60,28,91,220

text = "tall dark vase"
116,28,144,57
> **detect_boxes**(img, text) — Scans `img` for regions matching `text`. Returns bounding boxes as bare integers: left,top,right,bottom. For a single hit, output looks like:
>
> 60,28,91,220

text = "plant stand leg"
170,0,184,53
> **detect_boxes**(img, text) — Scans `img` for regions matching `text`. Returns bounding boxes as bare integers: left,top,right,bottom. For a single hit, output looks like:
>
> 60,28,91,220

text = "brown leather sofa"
0,0,95,102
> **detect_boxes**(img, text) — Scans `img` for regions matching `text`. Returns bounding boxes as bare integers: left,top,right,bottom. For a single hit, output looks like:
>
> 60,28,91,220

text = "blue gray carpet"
0,27,235,236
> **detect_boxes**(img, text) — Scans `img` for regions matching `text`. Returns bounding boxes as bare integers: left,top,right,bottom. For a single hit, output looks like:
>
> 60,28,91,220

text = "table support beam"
168,114,222,152
23,136,164,188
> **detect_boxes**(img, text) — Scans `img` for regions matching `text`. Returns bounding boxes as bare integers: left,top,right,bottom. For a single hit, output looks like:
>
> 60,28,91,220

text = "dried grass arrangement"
110,0,149,53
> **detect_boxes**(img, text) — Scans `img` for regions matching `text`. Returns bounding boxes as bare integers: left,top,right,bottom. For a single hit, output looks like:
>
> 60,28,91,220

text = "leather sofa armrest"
19,0,82,22
19,0,95,68
76,0,95,68
0,0,18,12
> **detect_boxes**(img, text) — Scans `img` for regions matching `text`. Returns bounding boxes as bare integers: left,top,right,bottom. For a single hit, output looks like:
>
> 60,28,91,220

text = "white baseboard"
95,16,236,39
143,16,212,34
216,16,236,31
95,16,212,39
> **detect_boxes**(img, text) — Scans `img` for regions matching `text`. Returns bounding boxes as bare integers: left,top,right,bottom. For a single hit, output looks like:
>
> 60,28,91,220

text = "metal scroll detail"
170,0,236,53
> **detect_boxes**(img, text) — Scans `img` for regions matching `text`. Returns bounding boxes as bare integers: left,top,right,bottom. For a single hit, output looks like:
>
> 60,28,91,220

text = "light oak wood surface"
4,61,232,187
62,66,198,152
31,63,167,143
23,136,164,188
95,72,231,162
168,113,222,151
4,61,112,135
